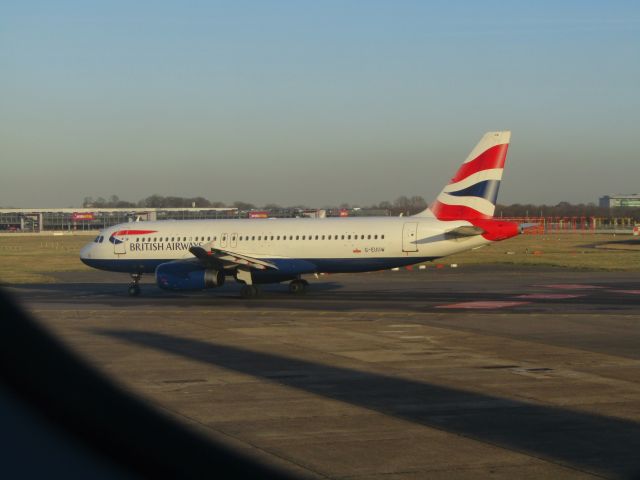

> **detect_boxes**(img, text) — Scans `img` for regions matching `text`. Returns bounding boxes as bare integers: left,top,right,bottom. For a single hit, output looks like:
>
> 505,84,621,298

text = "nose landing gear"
128,273,142,296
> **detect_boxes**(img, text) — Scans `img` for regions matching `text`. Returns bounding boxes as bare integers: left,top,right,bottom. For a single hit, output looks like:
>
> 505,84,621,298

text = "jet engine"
156,261,225,291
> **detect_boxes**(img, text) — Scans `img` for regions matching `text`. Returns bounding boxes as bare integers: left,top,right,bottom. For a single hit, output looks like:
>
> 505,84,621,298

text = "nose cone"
80,243,93,265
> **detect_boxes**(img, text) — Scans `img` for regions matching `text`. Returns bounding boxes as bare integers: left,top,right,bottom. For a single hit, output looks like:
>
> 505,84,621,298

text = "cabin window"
381,234,385,239
296,235,299,240
277,235,280,240
270,236,274,240
258,236,262,241
348,235,351,240
361,235,365,240
321,235,325,240
302,235,305,240
315,235,318,240
207,237,210,241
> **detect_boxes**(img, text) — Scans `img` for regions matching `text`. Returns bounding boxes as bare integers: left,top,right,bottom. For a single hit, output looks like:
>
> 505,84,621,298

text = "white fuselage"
80,216,488,275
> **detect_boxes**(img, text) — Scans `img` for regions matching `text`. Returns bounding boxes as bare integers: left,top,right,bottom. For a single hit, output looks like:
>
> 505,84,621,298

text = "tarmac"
6,265,640,479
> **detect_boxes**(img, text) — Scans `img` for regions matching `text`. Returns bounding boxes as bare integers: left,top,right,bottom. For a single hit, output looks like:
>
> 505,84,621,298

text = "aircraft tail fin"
415,131,511,220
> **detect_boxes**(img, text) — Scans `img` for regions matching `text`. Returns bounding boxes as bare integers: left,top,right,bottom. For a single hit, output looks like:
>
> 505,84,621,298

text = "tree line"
82,195,639,218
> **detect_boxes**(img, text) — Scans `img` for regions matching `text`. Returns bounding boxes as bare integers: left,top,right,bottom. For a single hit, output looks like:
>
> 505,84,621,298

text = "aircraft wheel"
240,285,260,299
128,284,141,297
288,279,307,295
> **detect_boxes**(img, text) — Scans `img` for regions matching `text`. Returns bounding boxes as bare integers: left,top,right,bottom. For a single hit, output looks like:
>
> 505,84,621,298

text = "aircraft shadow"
97,329,640,478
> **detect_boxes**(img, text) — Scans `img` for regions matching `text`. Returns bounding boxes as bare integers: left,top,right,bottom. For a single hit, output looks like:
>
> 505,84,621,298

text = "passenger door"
113,235,126,254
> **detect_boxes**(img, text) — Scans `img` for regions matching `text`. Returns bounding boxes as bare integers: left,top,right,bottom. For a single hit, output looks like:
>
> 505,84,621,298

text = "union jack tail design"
416,131,511,220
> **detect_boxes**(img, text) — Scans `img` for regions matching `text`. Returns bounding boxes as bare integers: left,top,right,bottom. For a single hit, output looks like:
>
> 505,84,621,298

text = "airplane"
80,131,520,298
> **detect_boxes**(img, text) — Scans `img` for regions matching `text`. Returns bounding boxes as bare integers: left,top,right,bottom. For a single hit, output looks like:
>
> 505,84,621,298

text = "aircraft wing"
189,246,278,271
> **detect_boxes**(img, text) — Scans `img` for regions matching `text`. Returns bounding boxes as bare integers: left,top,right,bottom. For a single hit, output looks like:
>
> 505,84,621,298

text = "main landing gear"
128,273,142,297
240,284,261,299
288,279,308,295
239,279,308,299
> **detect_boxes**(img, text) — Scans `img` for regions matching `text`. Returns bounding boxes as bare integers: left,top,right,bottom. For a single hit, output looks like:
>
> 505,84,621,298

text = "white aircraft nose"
80,243,93,261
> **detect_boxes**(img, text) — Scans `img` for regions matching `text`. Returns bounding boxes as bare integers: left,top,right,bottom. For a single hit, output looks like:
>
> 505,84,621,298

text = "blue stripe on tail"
447,180,501,205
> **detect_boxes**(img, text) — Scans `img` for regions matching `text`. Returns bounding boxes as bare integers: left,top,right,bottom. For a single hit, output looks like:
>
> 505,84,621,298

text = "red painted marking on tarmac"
535,284,605,290
610,290,640,295
514,293,585,300
437,301,530,310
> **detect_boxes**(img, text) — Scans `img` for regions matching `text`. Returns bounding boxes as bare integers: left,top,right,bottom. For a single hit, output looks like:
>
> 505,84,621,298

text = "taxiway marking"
514,293,585,299
436,301,530,310
535,284,605,290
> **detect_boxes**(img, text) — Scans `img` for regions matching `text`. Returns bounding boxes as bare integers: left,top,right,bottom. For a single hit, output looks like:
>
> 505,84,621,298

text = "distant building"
599,194,640,209
0,207,237,233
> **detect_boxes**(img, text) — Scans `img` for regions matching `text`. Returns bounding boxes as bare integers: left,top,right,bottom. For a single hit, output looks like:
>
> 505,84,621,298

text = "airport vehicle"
80,131,520,298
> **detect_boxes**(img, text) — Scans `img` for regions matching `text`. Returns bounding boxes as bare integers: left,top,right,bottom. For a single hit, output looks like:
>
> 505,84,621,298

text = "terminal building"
599,194,640,209
0,207,237,233
0,206,392,233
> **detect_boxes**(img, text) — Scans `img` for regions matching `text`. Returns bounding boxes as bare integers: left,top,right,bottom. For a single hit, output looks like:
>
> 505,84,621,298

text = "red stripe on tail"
450,143,509,183
430,202,492,221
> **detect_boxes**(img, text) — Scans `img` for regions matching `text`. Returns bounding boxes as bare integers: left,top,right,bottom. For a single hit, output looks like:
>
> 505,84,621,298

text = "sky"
1,0,639,208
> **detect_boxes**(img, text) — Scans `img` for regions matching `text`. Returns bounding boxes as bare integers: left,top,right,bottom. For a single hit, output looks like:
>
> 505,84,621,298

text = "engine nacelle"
155,261,225,291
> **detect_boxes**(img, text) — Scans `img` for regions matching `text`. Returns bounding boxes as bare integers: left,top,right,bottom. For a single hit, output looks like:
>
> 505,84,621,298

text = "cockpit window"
94,236,100,243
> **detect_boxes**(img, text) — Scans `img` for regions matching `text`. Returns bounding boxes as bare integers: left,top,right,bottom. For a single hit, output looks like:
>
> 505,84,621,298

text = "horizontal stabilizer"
445,225,486,237
519,223,541,233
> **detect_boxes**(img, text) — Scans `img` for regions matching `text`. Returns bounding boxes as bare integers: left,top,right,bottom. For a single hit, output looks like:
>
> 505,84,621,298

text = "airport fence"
502,217,638,234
